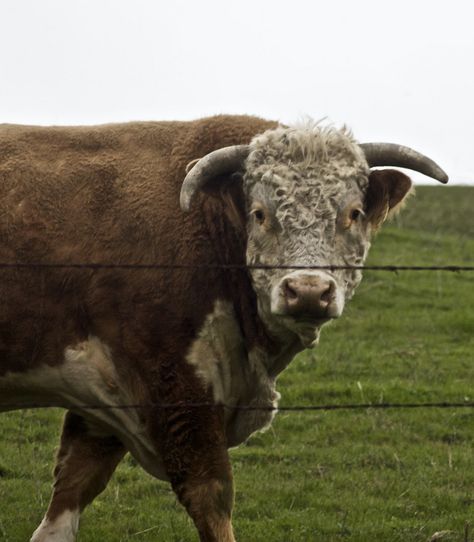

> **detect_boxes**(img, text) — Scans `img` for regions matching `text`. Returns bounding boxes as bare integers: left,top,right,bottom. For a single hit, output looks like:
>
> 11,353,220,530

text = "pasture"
0,186,473,541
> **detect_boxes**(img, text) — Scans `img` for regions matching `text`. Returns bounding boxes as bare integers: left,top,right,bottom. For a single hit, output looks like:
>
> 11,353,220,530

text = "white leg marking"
30,509,80,542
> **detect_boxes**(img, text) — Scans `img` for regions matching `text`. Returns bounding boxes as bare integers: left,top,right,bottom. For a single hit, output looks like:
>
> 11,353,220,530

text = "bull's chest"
185,300,280,447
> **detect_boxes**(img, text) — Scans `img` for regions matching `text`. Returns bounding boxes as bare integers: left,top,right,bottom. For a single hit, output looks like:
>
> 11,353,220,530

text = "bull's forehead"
244,122,370,213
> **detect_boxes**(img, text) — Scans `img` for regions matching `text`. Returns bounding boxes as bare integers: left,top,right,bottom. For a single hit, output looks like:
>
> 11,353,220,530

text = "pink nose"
282,275,335,318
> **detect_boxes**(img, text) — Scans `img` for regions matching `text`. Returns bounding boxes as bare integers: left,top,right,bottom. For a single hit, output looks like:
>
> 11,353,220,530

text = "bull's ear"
365,169,412,229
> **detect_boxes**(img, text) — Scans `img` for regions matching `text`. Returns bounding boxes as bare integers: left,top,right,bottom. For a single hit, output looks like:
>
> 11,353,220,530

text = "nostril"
283,280,298,301
320,282,335,304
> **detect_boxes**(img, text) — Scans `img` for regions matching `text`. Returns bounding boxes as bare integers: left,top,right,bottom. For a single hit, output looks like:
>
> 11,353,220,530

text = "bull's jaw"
286,319,323,349
258,298,324,352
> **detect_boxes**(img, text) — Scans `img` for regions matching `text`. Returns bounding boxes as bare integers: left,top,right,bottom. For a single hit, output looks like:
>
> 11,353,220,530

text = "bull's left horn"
180,145,250,211
360,143,448,184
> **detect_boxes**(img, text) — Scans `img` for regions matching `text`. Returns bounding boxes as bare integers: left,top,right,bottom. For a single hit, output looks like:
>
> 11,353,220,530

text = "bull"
0,115,447,541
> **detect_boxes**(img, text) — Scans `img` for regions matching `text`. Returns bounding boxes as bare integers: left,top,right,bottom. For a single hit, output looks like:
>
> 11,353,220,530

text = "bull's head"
180,123,448,347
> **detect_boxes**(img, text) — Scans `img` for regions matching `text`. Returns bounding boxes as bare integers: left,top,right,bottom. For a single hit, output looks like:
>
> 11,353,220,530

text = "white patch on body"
185,300,286,447
0,337,167,480
186,300,246,404
30,509,80,542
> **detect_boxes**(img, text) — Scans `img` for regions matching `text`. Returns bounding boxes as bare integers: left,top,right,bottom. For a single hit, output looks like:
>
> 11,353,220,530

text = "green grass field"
0,186,473,542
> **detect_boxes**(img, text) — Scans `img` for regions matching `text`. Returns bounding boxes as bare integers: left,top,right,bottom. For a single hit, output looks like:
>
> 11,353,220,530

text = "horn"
180,145,250,211
360,143,448,183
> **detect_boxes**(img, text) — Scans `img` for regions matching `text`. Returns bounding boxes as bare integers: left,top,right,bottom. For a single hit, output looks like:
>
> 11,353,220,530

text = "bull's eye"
253,209,265,224
350,209,362,221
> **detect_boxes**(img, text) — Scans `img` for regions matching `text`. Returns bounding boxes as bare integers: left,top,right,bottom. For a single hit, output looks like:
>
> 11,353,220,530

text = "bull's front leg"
30,411,125,542
159,404,236,542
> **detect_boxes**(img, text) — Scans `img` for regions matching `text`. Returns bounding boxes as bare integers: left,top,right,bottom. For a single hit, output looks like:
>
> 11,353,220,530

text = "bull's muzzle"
272,272,342,321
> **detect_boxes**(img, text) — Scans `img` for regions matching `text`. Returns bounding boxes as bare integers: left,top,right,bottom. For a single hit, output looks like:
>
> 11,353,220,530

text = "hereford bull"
0,115,447,541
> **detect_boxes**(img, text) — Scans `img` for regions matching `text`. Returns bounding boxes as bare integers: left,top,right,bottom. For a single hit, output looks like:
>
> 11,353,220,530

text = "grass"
1,186,473,541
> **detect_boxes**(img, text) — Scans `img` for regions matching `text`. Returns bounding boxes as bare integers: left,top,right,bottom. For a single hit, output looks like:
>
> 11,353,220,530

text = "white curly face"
244,124,373,346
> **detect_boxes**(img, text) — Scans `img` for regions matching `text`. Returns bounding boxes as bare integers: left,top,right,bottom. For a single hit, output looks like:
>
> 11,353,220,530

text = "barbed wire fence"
1,260,473,413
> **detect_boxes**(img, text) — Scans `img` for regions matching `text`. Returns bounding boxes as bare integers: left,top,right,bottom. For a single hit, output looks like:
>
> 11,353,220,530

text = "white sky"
1,0,473,184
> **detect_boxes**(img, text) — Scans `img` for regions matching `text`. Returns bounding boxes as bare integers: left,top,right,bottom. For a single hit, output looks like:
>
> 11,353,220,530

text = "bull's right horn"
360,143,449,183
180,145,250,212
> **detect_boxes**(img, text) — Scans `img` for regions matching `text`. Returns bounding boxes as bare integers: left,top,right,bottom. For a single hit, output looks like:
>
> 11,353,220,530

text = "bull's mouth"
293,314,334,326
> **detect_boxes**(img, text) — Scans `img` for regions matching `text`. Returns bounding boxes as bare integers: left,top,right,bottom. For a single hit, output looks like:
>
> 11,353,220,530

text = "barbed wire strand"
0,262,472,271
3,402,474,411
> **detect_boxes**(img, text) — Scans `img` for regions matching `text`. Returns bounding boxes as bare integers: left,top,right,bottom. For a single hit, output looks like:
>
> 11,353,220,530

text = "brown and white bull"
0,115,447,541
